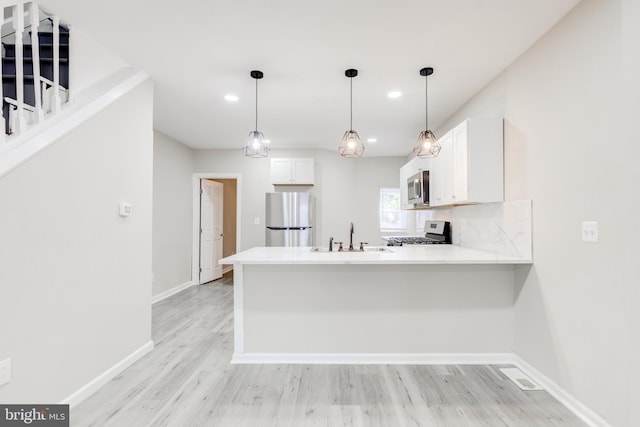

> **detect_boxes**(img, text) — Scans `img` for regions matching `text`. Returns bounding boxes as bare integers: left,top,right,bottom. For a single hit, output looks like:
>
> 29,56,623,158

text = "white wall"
193,149,405,251
69,26,129,97
434,1,636,425
0,79,153,403
152,131,194,296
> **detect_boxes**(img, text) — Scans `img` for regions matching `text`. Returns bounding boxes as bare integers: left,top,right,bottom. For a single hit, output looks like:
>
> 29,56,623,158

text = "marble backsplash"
430,200,532,260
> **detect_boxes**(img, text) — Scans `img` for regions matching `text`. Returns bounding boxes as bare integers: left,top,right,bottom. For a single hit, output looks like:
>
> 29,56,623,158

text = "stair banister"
29,1,43,123
12,3,26,133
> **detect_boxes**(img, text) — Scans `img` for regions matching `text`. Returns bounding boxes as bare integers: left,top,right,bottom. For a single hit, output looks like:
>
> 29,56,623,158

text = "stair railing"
1,0,69,140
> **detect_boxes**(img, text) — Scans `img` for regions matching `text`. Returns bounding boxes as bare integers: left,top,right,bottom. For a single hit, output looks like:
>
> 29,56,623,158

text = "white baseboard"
222,265,233,274
231,352,515,365
61,340,154,408
513,355,611,427
152,281,193,304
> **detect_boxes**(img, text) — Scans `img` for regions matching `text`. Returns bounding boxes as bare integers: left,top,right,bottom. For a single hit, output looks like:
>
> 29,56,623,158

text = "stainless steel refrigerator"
265,192,315,246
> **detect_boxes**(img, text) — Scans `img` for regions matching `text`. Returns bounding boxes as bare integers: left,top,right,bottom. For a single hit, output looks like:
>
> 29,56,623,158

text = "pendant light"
413,67,441,158
243,70,269,158
338,68,365,158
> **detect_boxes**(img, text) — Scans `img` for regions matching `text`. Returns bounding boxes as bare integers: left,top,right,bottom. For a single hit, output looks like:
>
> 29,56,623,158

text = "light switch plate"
119,203,132,217
582,221,598,243
254,217,260,225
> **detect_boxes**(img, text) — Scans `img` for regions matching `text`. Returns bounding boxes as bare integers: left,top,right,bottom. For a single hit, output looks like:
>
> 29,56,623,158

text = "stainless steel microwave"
407,170,429,206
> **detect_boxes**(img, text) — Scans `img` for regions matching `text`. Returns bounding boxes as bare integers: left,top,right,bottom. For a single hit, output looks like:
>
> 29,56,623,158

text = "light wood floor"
72,272,586,426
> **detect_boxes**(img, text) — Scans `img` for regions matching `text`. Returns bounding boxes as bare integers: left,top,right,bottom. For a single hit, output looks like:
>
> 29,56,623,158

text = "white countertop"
220,245,532,265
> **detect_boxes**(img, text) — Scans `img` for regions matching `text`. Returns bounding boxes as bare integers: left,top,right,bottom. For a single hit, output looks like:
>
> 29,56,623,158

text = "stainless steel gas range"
386,220,451,246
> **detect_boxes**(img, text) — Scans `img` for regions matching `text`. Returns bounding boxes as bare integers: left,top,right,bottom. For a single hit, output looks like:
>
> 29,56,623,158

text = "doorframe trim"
192,173,242,285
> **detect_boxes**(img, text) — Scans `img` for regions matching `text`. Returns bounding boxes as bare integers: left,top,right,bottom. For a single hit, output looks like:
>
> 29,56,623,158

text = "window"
379,188,407,232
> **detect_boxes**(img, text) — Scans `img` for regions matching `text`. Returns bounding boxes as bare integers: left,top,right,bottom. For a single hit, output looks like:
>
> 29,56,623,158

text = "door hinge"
200,188,204,194
199,268,203,273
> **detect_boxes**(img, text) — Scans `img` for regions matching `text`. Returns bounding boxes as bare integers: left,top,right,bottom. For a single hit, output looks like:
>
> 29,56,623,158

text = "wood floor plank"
71,272,588,427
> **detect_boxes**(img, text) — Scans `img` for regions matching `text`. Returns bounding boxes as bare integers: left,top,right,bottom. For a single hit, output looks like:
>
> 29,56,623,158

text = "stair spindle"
30,1,44,123
52,14,61,112
13,3,27,134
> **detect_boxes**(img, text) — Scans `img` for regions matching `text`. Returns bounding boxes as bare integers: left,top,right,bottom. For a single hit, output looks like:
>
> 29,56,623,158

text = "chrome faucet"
329,236,334,252
349,222,354,251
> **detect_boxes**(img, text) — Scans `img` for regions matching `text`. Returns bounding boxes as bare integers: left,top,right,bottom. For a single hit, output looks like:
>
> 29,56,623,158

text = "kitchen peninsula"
221,243,532,364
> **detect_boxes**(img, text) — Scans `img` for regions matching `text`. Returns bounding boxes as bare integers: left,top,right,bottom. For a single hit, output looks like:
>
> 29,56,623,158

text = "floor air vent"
499,367,543,391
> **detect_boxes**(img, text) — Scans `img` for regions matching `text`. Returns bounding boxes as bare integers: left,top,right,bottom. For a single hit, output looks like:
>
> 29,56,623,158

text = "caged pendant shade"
243,70,270,158
338,69,365,158
413,67,441,159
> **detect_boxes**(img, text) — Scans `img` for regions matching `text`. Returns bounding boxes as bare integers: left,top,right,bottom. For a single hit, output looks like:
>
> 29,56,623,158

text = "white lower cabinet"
430,118,503,207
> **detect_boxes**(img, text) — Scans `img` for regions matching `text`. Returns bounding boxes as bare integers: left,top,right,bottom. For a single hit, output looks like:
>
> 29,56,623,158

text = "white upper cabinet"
430,131,452,206
430,118,503,207
270,158,315,185
451,122,469,203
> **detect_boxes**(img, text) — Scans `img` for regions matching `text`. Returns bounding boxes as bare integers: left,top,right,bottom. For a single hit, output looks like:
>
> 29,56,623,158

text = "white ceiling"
40,0,580,156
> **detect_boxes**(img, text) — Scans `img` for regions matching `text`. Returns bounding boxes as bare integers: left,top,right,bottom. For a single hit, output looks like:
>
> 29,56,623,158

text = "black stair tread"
3,75,68,86
2,43,70,47
2,74,36,79
3,58,69,62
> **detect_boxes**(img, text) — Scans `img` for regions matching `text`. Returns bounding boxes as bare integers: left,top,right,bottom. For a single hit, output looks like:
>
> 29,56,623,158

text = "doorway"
192,173,241,285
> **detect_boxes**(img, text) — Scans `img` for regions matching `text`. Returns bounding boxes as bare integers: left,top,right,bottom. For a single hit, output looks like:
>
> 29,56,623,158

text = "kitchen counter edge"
220,246,532,265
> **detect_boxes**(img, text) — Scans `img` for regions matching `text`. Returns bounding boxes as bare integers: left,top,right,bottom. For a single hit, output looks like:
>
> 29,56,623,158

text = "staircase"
1,2,69,137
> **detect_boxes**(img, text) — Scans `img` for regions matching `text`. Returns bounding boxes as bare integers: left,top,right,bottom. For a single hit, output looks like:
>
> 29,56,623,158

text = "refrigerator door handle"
266,226,311,230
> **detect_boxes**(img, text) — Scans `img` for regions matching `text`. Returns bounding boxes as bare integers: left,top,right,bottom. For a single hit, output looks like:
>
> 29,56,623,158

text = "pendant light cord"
350,77,353,131
255,78,258,132
425,74,428,131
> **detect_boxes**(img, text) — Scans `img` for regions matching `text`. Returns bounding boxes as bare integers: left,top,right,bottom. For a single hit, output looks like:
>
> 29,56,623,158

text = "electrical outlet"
0,358,11,386
582,221,599,243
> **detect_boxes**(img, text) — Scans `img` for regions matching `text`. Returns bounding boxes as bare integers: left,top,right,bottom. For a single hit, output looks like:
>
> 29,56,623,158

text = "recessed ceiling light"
387,91,402,99
367,138,377,143
224,94,239,102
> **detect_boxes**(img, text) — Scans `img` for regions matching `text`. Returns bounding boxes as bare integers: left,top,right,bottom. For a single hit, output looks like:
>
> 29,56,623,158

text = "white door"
200,180,224,284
